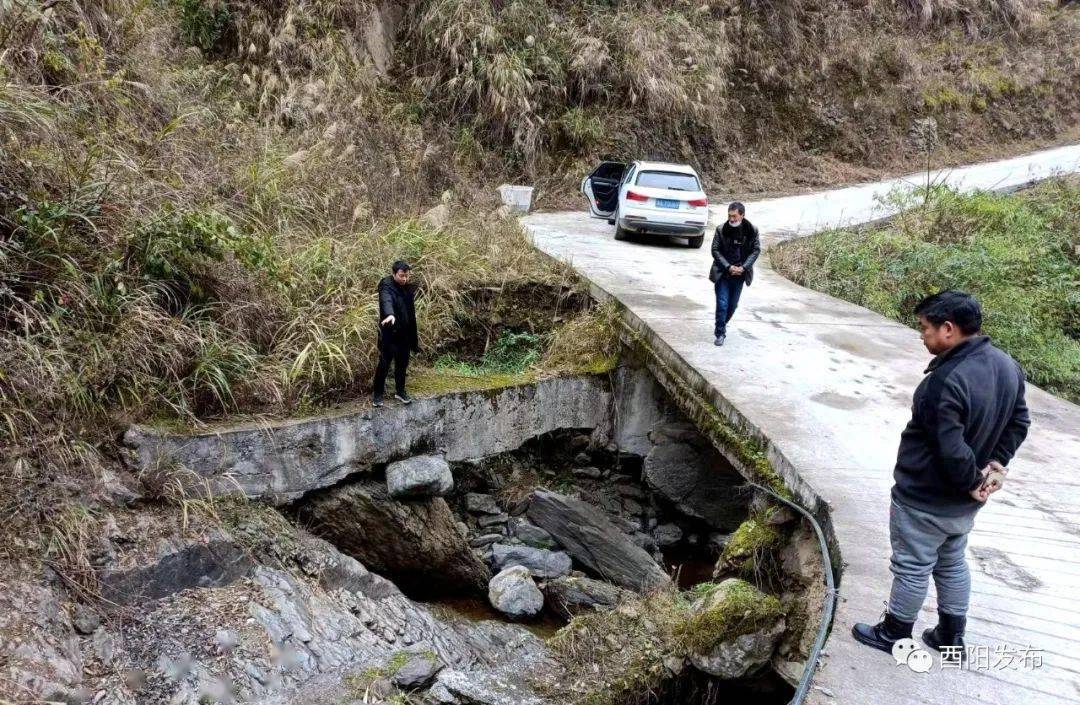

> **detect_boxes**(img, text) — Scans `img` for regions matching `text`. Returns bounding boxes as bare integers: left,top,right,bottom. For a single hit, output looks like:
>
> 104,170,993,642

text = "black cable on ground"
747,482,837,705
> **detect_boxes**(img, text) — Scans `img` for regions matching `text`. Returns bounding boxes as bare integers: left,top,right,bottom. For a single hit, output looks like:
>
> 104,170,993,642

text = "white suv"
581,160,709,248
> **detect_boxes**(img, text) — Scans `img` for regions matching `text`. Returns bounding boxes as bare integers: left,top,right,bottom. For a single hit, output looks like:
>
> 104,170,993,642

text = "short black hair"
914,290,982,334
391,260,411,273
728,201,745,215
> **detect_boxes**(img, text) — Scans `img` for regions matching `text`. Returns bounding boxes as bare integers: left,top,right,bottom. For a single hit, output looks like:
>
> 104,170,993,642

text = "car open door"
581,161,626,218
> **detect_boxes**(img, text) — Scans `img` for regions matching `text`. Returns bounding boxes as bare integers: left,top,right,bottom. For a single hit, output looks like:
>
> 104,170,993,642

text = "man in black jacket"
709,202,761,346
372,260,420,407
853,291,1030,660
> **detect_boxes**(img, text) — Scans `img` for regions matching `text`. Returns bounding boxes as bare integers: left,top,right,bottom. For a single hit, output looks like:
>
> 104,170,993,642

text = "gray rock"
466,493,502,515
615,483,646,500
72,604,101,635
648,421,708,447
653,523,683,548
643,441,746,531
391,645,442,689
526,490,671,592
477,513,510,528
124,376,612,504
510,520,556,549
421,203,451,230
492,544,572,579
630,532,658,553
386,454,453,498
470,533,504,548
686,579,785,679
99,530,253,604
433,667,548,705
488,566,543,618
543,576,626,618
572,466,604,480
607,514,639,535
368,677,395,699
573,452,591,466
300,480,491,597
455,521,470,538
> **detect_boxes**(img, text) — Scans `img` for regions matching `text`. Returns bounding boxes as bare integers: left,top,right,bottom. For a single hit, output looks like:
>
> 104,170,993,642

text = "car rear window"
635,171,700,191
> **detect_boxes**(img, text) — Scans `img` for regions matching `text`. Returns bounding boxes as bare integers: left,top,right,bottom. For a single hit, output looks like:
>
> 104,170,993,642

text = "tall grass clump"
771,178,1079,401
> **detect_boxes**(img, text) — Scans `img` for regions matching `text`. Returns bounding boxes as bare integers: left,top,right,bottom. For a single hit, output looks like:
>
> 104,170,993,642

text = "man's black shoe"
394,392,413,405
714,335,725,347
852,611,914,653
373,395,383,408
922,612,966,658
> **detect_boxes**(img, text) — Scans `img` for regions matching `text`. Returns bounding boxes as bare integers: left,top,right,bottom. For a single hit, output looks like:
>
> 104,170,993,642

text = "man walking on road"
373,260,420,407
853,291,1030,659
709,202,760,346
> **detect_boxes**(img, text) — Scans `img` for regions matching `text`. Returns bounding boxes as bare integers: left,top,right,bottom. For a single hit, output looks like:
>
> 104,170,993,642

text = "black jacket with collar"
377,276,419,352
892,336,1030,517
709,219,761,285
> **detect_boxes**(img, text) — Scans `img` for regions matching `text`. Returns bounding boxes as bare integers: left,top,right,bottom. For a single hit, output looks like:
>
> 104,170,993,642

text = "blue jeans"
714,277,745,337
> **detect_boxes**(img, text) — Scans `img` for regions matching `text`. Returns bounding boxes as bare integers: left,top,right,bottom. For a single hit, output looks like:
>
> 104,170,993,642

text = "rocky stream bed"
3,367,823,705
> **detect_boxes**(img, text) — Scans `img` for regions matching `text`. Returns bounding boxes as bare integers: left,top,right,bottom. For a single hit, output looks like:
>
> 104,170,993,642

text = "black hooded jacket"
377,276,419,352
892,336,1030,517
709,219,761,285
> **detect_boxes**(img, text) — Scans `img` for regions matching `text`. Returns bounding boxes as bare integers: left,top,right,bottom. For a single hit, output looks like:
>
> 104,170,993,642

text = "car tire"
687,234,705,249
614,223,628,241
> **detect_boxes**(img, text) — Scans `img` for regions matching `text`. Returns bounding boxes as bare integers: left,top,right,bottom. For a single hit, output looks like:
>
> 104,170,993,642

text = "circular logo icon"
907,649,934,673
892,638,919,666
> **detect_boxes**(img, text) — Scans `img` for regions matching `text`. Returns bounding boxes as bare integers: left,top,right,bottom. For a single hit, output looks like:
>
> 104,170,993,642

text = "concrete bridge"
521,145,1080,705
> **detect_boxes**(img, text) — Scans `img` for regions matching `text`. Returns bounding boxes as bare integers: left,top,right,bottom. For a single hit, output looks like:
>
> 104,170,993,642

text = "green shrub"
127,208,280,308
177,0,231,55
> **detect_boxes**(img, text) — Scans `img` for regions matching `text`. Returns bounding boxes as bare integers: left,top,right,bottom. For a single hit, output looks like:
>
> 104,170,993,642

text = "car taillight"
688,197,708,207
626,191,649,202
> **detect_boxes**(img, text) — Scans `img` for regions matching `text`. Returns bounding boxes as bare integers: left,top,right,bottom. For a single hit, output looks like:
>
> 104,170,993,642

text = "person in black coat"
708,202,761,346
852,291,1030,658
372,260,420,406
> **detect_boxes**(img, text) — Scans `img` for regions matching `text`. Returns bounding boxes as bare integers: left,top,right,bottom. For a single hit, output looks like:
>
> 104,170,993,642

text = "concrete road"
522,144,1080,705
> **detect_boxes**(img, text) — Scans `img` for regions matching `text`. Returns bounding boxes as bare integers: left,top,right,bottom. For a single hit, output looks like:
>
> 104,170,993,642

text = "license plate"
656,199,680,209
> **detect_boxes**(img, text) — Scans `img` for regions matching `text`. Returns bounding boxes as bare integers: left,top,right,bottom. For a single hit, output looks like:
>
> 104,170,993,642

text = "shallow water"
424,594,567,640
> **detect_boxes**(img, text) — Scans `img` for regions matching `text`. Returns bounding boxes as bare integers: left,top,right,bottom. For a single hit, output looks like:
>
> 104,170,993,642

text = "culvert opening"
280,379,814,705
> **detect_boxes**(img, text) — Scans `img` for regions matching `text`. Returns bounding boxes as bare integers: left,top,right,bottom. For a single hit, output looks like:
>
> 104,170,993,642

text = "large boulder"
542,576,627,618
683,579,785,679
526,490,671,592
386,454,453,498
300,480,491,597
98,530,253,604
492,544,572,579
643,435,746,531
488,566,544,619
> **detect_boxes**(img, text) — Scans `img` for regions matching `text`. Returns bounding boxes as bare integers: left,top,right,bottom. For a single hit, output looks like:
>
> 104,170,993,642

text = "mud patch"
816,330,896,362
809,391,866,410
969,546,1043,591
